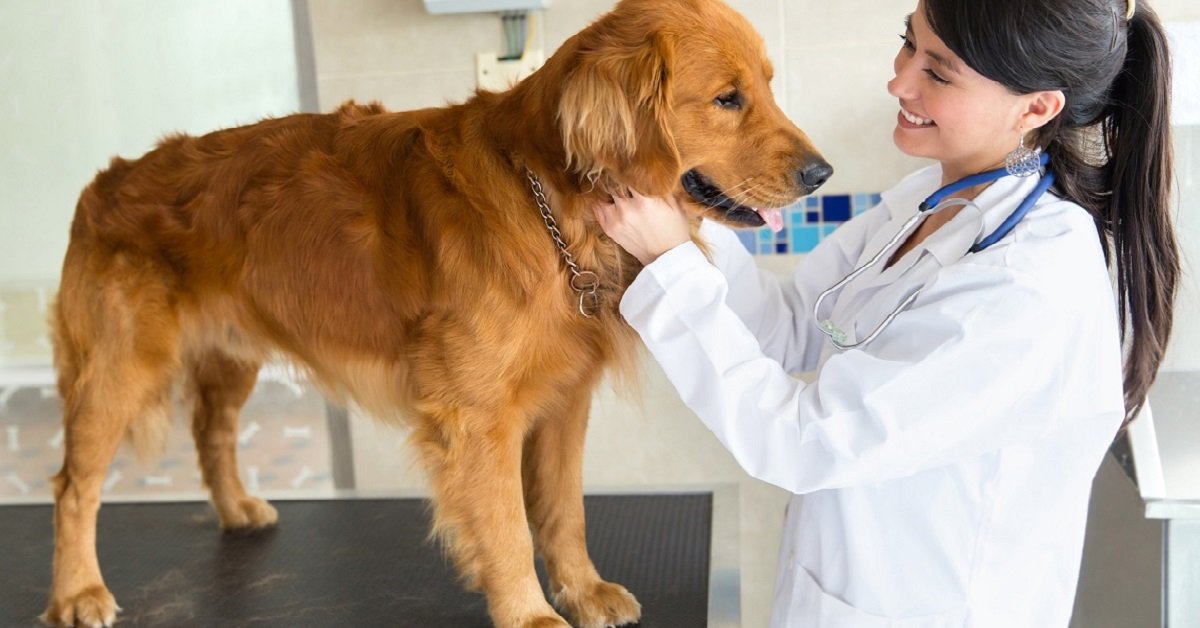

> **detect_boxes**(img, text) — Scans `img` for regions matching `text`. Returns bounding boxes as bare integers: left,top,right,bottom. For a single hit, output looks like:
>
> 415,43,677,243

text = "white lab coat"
620,164,1126,627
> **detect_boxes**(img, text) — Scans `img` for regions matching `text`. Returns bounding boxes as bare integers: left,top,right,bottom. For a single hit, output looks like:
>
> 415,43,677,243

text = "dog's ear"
558,31,680,196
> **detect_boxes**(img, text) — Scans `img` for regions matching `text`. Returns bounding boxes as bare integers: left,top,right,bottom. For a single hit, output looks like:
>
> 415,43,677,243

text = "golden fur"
42,0,826,626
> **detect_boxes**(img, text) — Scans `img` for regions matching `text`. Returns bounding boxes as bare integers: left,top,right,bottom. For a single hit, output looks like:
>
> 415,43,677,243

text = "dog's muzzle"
681,169,766,227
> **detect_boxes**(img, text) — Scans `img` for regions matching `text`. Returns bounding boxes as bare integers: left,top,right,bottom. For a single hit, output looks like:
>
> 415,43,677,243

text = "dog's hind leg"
522,390,641,628
416,407,569,628
188,352,276,530
43,259,182,627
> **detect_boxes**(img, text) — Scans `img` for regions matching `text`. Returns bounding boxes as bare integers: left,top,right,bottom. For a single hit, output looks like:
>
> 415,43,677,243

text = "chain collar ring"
526,169,601,318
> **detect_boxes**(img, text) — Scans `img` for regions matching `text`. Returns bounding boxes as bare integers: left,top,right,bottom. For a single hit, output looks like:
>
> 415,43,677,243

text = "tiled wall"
737,192,881,255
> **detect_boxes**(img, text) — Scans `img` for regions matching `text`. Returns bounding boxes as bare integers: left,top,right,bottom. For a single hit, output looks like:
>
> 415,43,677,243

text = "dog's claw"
217,495,278,530
41,585,119,628
554,580,641,628
518,617,571,628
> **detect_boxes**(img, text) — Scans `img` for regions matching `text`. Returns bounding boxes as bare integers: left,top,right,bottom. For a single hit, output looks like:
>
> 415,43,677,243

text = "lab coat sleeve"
698,214,887,373
621,246,1068,493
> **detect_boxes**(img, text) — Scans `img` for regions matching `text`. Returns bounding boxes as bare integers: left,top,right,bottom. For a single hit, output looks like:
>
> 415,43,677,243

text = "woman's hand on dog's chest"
595,191,692,265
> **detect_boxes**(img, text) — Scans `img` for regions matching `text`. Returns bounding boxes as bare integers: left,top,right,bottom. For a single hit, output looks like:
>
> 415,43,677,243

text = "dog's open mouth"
681,169,784,232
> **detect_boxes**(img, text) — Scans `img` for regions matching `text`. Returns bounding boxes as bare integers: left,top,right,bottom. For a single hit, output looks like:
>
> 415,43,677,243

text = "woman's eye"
715,90,743,110
898,33,915,52
924,69,950,85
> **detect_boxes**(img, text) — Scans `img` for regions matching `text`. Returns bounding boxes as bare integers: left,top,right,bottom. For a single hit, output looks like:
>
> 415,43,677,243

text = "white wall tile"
785,0,906,50
317,70,478,112
724,0,790,109
1163,125,1200,371
310,0,499,76
1158,0,1200,21
539,0,612,50
785,42,928,195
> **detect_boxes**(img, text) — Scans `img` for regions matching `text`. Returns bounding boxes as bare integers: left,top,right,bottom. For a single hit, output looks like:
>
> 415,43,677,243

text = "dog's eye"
714,90,743,110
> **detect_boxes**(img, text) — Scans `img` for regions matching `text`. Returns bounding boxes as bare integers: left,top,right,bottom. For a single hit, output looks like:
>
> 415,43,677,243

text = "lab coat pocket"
778,566,956,628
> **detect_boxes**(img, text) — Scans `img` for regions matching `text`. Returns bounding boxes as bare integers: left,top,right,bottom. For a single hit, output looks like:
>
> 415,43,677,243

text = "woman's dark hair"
924,0,1179,429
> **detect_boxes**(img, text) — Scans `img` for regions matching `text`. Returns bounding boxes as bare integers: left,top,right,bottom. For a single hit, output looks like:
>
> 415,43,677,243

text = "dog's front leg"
522,390,641,628
417,406,568,628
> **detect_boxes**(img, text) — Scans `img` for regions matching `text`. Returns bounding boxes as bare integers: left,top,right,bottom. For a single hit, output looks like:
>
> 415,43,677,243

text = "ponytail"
1098,4,1179,426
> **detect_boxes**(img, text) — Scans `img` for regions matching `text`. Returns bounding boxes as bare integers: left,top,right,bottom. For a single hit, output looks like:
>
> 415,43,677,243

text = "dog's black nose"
798,160,834,193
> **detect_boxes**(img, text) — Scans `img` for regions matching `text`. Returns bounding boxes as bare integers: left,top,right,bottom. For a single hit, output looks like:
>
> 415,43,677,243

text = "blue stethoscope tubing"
814,154,1054,350
929,153,1055,253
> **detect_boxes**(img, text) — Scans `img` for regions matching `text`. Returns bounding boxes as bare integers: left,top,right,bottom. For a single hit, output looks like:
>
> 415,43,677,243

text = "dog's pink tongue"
758,208,784,233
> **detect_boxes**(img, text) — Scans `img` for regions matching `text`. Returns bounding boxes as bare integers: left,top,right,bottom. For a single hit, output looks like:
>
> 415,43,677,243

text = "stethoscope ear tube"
969,171,1055,253
921,153,1050,213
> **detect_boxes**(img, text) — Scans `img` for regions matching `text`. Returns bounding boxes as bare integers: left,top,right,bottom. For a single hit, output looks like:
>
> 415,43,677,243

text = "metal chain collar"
525,169,600,317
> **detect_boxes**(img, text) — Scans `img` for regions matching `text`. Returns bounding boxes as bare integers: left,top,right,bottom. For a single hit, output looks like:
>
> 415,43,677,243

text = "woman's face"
888,1,1030,181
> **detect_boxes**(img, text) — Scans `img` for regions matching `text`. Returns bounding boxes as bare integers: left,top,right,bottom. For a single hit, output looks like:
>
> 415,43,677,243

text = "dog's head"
557,0,831,230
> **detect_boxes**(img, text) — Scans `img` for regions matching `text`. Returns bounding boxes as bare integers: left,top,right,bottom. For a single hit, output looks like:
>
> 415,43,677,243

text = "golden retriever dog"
42,0,830,626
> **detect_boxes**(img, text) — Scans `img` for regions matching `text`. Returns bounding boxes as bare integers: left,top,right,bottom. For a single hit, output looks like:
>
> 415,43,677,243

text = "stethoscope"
814,153,1054,350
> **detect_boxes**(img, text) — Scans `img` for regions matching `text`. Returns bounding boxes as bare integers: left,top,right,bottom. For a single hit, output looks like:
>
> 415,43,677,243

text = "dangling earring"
1005,133,1042,177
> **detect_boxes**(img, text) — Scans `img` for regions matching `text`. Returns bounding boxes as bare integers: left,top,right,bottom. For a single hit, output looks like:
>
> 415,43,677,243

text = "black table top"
1,493,712,627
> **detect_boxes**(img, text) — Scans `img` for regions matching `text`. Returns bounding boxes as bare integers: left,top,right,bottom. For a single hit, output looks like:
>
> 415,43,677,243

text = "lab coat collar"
877,163,940,228
876,163,1052,269
923,167,1048,266
859,164,940,269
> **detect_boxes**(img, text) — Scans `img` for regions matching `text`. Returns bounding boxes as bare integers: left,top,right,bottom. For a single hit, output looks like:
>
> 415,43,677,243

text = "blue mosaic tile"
786,225,797,244
822,195,851,222
724,190,882,256
793,226,821,253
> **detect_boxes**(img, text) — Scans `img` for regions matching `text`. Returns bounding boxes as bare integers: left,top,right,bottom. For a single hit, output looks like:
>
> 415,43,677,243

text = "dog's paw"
217,495,279,530
41,585,120,627
555,580,641,628
517,616,572,628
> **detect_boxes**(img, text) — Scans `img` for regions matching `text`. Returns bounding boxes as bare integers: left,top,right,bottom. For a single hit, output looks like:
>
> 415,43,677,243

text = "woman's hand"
595,190,691,265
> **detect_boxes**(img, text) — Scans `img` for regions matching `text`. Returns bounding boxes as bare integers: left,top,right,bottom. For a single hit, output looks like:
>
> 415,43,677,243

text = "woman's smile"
898,107,935,128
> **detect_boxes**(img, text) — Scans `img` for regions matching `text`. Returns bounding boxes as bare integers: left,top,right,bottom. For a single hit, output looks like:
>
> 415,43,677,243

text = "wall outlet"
475,49,545,92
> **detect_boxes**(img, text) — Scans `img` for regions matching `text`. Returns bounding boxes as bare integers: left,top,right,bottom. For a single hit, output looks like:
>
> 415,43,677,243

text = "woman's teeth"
901,109,934,126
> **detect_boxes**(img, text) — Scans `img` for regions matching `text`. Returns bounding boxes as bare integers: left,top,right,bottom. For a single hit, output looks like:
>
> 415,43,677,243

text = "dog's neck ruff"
525,170,601,318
